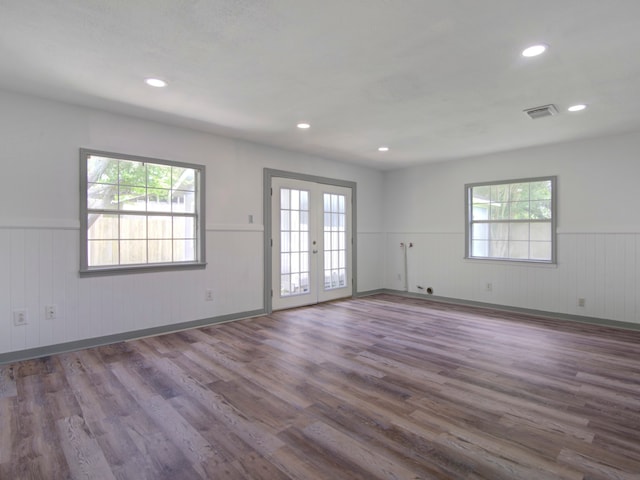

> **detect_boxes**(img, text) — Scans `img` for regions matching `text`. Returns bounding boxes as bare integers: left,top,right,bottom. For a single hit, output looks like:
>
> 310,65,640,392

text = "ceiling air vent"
524,104,558,119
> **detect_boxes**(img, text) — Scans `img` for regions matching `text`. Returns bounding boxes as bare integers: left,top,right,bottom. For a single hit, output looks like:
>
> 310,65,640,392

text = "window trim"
464,176,557,264
79,148,206,276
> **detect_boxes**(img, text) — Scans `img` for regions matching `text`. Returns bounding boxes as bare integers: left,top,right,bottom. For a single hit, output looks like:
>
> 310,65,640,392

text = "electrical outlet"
578,298,586,307
45,305,57,319
13,310,28,326
205,289,213,301
485,282,493,292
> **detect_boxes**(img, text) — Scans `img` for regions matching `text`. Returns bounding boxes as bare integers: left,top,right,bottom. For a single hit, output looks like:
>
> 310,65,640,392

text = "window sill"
79,262,207,277
463,257,557,268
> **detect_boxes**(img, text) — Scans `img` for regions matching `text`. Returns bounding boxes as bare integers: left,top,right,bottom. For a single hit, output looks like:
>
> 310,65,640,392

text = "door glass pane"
300,272,310,293
281,189,290,209
331,194,338,212
280,188,310,298
291,210,300,230
281,232,290,252
291,252,300,273
300,211,309,231
281,210,290,230
281,274,291,295
281,253,290,274
323,193,347,291
291,273,300,294
300,191,309,210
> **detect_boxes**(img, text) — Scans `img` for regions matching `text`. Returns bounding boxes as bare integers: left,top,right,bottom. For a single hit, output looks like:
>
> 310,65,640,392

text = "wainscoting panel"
0,226,265,355
356,232,386,293
385,232,640,325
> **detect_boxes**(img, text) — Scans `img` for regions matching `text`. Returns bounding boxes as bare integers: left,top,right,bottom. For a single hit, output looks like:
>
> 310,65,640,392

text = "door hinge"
270,187,273,196
270,238,273,247
271,289,273,297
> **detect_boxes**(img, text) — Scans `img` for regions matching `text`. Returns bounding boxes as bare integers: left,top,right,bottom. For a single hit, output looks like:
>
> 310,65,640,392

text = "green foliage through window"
466,177,556,263
80,149,206,274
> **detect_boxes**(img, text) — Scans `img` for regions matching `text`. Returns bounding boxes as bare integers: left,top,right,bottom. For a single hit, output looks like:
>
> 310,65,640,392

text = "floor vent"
523,104,558,119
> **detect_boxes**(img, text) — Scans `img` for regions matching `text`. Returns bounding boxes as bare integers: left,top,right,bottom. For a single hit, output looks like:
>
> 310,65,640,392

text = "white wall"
3,86,638,357
0,90,385,355
383,131,640,324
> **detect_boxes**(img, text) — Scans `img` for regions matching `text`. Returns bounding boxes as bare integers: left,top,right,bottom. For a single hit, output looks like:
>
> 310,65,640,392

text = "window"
80,149,206,275
465,177,556,263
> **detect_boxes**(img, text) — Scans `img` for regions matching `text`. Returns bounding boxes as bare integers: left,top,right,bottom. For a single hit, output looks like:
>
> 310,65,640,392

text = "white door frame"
263,169,357,313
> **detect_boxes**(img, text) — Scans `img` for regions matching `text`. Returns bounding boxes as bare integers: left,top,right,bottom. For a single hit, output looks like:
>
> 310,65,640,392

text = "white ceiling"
2,1,640,170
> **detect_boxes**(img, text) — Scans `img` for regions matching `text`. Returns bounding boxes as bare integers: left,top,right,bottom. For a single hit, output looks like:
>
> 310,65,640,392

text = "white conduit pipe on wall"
400,242,413,291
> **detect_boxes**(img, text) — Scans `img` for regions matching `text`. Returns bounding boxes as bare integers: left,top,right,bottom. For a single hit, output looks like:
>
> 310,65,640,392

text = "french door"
271,177,352,310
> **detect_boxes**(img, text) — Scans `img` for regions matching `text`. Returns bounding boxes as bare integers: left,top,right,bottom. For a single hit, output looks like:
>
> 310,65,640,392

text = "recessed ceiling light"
296,123,311,129
145,78,167,88
378,146,389,152
522,44,548,57
568,104,587,112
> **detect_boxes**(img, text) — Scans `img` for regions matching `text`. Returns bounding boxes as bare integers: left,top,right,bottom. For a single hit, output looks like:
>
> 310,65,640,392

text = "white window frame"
79,149,206,276
465,176,556,264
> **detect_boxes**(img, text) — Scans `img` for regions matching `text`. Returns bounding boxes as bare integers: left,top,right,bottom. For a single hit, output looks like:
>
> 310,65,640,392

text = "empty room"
1,1,639,479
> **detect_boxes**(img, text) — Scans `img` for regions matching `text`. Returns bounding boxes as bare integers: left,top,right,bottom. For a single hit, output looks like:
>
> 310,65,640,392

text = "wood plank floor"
1,294,639,479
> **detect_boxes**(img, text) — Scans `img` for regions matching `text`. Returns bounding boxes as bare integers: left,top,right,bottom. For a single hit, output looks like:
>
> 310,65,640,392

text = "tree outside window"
466,177,556,263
